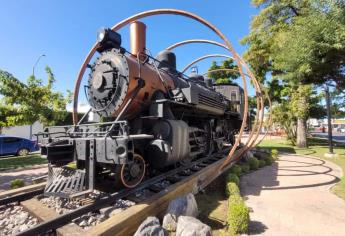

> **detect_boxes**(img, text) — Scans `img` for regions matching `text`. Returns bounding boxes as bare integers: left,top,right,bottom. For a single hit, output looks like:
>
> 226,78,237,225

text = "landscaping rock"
252,150,270,159
162,193,198,231
134,216,167,236
176,216,211,236
243,150,254,161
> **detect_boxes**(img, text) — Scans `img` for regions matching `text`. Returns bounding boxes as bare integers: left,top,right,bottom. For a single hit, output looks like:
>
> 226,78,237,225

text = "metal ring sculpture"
72,9,251,171
166,40,271,170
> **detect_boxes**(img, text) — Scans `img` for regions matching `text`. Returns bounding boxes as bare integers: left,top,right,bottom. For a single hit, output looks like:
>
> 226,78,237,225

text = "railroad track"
0,148,237,236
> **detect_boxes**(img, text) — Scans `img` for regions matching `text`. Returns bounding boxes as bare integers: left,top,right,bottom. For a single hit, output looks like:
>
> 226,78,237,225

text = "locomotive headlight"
96,28,122,47
97,28,106,43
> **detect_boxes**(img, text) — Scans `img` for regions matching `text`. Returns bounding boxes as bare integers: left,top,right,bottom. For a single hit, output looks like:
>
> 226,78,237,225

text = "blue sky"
0,0,258,105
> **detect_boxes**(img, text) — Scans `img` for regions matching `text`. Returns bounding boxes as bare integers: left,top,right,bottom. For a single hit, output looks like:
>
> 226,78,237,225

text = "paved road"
241,154,345,236
311,132,345,143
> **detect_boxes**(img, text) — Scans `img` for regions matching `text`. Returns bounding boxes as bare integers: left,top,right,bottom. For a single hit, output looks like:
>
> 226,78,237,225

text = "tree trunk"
297,118,307,148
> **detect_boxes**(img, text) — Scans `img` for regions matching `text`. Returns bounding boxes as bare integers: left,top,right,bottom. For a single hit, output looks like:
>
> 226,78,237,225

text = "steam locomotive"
39,22,244,198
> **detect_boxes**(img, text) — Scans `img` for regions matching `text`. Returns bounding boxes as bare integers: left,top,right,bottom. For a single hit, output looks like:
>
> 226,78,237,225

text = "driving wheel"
120,153,146,188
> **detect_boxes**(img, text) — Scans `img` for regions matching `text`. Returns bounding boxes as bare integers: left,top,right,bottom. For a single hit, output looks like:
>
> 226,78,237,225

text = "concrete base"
324,153,337,158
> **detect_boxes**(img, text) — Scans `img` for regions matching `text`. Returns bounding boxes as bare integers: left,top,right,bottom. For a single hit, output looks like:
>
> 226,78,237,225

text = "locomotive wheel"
120,154,146,188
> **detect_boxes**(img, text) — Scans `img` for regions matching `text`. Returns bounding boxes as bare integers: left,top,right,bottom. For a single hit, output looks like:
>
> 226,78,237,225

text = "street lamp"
324,83,335,157
30,54,46,140
32,54,46,77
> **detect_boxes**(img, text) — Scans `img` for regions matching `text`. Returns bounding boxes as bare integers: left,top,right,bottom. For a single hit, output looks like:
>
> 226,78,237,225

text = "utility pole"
325,85,334,155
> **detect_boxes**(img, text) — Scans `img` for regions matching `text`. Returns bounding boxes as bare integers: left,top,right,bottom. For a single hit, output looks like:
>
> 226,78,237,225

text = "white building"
1,121,43,140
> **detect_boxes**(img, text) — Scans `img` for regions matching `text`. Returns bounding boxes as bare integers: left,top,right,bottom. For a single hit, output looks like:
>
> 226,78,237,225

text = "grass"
259,137,345,201
0,154,47,170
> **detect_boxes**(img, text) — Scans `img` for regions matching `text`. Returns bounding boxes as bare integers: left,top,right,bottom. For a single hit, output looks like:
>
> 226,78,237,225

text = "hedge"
226,173,240,186
240,163,250,173
259,159,266,168
226,182,240,197
229,164,242,176
271,149,279,160
227,199,250,235
248,157,259,170
226,181,249,235
264,156,274,165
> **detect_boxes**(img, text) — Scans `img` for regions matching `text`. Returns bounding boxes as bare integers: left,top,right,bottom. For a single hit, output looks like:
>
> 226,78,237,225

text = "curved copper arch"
182,54,262,158
166,39,273,161
254,89,273,146
72,9,249,171
181,53,234,73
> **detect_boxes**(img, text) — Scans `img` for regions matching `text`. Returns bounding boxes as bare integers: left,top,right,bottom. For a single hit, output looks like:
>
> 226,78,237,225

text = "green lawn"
0,154,47,170
259,137,345,201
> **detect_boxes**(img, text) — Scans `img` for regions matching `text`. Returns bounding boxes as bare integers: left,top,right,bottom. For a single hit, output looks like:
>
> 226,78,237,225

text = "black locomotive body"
39,22,244,197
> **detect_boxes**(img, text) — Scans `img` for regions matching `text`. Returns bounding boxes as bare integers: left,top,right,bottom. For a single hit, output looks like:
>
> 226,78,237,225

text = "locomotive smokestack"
130,21,146,56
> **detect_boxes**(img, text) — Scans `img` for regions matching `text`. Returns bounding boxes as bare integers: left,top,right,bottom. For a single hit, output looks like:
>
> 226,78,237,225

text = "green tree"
242,0,345,148
207,59,240,84
0,67,71,130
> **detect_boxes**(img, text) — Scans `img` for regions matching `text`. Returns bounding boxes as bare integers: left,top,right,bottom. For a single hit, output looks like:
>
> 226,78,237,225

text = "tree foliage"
207,59,239,84
242,0,345,146
0,67,71,128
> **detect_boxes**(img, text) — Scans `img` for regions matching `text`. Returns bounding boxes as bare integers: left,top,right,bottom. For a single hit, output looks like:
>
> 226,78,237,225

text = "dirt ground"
0,165,47,191
241,153,345,236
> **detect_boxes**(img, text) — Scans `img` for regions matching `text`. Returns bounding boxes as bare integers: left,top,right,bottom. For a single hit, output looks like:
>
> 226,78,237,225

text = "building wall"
2,121,43,140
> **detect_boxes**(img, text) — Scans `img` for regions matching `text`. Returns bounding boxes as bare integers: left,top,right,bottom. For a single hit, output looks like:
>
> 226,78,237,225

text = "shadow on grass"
260,145,296,154
196,174,228,231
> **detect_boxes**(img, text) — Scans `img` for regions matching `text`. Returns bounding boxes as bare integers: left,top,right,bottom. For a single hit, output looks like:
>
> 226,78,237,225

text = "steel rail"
0,188,44,205
16,149,232,236
71,9,249,173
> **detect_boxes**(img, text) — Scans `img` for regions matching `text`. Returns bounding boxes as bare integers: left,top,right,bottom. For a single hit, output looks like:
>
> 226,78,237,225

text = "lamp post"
30,54,46,140
324,84,334,156
32,54,46,76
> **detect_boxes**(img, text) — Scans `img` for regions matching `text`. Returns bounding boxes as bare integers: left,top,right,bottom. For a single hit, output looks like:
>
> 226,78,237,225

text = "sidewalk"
241,153,345,236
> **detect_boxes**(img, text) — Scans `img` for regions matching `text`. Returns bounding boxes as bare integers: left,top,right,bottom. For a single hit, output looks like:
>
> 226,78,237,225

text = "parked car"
0,135,39,156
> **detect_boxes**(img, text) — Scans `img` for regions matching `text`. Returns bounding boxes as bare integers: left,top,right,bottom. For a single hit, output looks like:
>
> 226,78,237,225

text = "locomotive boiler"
39,21,244,198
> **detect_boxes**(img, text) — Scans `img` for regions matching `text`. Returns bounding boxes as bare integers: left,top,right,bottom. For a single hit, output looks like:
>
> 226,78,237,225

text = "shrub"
240,164,250,173
226,182,240,197
259,159,266,168
227,196,250,234
226,173,240,186
10,179,25,189
66,162,77,169
271,149,279,160
248,157,259,170
229,164,242,176
264,156,274,165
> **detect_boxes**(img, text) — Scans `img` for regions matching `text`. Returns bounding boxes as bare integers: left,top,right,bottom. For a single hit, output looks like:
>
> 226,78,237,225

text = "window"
231,91,237,101
3,137,20,143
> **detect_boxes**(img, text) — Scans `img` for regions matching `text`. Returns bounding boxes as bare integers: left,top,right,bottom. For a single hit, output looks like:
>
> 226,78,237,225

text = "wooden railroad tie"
21,198,84,236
